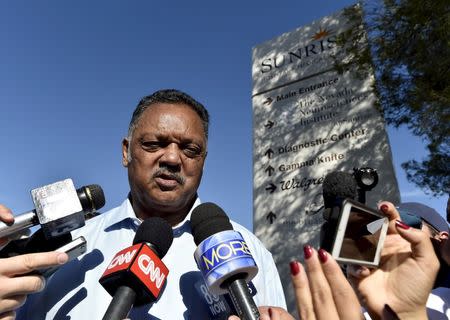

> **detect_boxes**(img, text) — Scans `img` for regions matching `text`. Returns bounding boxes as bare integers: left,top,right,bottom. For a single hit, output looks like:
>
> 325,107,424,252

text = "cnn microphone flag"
100,243,169,301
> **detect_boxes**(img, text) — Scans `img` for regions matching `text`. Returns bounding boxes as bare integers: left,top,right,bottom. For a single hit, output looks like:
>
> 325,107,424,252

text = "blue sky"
0,0,447,230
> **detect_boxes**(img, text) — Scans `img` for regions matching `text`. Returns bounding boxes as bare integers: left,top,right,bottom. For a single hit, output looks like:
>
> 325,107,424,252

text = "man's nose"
159,143,182,169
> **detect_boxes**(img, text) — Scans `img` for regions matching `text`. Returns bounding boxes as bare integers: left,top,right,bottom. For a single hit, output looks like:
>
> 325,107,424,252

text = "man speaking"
0,89,286,319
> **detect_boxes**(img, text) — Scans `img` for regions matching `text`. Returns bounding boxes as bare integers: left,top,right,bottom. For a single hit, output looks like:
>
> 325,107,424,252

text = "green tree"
335,0,450,196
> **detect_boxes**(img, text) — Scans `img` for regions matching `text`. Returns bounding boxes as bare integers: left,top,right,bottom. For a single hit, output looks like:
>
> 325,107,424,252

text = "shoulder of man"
229,219,287,309
229,220,269,255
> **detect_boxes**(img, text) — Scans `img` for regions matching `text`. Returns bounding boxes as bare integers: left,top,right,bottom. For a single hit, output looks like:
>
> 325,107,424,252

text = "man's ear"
122,138,130,167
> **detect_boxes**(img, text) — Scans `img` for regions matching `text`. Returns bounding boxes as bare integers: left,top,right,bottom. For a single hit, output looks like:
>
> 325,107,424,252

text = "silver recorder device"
330,199,389,267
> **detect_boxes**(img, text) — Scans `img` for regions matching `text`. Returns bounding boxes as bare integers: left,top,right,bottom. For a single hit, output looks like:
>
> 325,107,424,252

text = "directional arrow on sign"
265,183,276,193
264,120,274,129
264,148,274,159
265,165,274,177
266,211,277,224
263,97,273,106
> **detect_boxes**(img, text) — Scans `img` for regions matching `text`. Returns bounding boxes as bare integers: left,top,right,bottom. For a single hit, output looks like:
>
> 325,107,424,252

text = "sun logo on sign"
312,27,332,40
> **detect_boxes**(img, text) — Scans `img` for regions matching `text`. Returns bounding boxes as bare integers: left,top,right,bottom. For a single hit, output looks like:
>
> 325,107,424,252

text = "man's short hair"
127,89,210,140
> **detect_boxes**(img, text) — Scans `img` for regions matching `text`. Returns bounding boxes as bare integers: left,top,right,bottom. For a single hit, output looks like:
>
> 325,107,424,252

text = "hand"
348,202,440,320
0,205,31,252
290,246,363,320
228,306,294,320
0,205,15,248
0,251,68,319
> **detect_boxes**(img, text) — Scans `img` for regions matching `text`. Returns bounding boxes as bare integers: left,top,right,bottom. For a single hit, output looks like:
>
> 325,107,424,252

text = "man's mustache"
152,169,185,185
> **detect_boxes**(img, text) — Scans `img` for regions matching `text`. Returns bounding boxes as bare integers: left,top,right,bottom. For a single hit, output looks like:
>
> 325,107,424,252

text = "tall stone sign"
251,6,400,313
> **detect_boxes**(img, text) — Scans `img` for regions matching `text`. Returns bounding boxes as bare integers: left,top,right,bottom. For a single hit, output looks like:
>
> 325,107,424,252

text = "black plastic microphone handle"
226,278,260,320
320,205,341,252
102,286,136,320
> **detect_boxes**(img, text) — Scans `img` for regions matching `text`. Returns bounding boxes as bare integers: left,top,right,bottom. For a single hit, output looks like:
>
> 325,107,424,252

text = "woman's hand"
290,246,363,320
348,202,440,320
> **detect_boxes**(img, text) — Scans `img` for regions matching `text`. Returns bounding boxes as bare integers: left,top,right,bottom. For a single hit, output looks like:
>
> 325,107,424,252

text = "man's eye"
141,141,160,151
183,145,202,157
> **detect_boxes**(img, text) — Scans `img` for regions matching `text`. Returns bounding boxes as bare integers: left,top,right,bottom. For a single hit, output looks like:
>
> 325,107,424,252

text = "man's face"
122,103,207,215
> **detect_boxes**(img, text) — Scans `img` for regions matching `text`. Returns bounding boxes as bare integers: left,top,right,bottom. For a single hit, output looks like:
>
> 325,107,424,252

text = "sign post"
251,6,400,313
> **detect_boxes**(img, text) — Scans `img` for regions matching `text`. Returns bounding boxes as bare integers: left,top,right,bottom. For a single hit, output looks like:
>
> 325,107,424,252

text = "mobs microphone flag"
99,217,173,320
192,202,260,320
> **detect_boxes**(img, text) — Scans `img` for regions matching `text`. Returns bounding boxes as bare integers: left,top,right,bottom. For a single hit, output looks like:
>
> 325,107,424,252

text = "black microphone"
0,179,105,239
320,171,358,251
99,217,173,320
191,202,260,320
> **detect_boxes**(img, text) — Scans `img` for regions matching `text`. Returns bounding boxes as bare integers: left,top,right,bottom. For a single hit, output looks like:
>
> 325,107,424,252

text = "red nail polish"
303,245,313,259
289,261,300,276
380,204,389,213
318,249,328,263
395,220,410,230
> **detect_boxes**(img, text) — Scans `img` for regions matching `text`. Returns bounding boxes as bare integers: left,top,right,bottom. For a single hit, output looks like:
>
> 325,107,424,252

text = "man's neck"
129,194,195,227
136,208,189,226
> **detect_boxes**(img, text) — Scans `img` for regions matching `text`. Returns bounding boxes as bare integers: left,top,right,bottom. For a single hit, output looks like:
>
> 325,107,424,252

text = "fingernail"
57,253,69,264
3,212,14,225
303,245,313,259
37,276,46,291
395,220,410,230
318,248,328,263
289,260,300,276
380,204,389,213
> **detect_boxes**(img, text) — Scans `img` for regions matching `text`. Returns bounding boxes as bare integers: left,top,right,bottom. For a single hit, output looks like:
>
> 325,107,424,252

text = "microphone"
322,171,358,221
0,179,105,239
191,202,260,320
320,171,358,251
99,217,173,320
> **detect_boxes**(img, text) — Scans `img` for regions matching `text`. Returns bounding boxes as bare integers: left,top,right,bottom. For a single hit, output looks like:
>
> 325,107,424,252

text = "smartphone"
331,199,388,267
37,236,87,277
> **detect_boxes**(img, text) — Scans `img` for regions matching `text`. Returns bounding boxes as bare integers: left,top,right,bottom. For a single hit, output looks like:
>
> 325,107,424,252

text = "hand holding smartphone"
37,236,87,277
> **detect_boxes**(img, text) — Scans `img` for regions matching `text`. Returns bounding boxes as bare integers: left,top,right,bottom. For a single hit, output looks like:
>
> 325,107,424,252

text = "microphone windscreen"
322,171,357,208
133,217,173,258
86,184,106,210
77,184,106,214
191,202,233,246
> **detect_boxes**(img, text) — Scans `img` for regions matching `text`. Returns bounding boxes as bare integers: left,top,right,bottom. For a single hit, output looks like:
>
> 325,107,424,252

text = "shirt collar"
102,198,138,230
172,197,201,237
103,196,202,236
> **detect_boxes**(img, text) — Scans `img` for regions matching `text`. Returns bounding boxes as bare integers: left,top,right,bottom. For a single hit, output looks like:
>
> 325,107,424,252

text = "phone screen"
332,199,388,267
338,207,385,261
